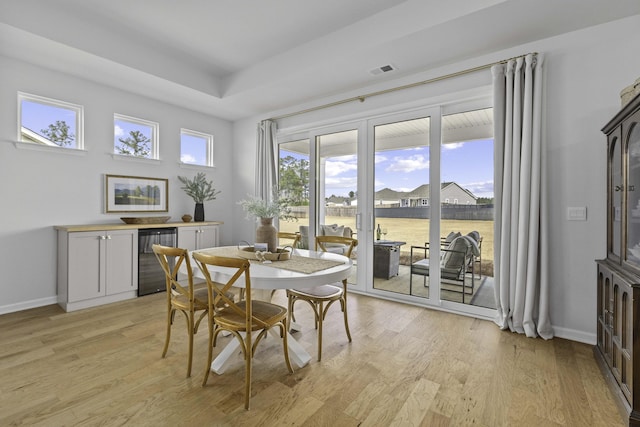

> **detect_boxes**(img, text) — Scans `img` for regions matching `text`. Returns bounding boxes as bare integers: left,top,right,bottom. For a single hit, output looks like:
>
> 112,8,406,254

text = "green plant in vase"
178,172,221,222
238,189,296,252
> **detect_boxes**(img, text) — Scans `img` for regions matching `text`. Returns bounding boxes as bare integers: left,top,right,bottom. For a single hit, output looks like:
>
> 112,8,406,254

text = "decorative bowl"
120,216,171,224
237,246,292,261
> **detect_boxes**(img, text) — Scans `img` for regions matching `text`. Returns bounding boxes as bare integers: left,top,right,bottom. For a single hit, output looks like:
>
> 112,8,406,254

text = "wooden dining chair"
192,252,293,410
152,244,211,378
286,235,357,361
277,231,301,249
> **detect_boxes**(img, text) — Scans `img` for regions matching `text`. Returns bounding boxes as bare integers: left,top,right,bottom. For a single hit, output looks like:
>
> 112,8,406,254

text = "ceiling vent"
369,64,396,75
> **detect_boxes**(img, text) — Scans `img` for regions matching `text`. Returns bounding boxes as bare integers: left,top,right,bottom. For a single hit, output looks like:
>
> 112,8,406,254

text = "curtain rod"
269,52,537,121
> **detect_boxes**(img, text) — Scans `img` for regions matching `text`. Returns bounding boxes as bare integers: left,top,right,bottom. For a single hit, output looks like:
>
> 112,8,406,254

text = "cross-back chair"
286,235,357,361
192,252,293,410
277,231,301,249
152,244,210,377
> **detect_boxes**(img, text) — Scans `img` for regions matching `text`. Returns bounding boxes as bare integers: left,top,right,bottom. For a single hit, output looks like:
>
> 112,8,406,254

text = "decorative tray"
237,246,292,261
120,216,171,224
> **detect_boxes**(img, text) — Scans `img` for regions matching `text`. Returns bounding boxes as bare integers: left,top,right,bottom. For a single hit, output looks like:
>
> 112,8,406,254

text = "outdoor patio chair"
409,235,479,303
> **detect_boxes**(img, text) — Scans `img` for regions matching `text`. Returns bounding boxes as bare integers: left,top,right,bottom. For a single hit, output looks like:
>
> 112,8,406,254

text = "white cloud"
114,125,124,138
181,154,196,163
325,159,357,177
442,142,465,150
386,154,429,173
461,180,494,198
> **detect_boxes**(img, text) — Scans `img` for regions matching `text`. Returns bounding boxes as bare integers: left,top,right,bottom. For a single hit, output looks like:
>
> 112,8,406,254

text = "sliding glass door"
371,113,433,298
277,98,496,315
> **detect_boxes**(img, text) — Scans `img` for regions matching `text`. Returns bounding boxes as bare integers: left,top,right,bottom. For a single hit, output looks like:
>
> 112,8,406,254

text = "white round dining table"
185,246,352,373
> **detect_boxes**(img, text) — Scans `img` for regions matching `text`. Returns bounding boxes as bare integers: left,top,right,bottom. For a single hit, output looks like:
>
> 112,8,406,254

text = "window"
18,92,83,149
421,198,429,206
114,114,158,159
180,128,214,166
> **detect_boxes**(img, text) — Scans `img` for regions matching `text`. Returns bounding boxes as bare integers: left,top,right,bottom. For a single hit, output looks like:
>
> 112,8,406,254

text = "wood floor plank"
0,291,626,426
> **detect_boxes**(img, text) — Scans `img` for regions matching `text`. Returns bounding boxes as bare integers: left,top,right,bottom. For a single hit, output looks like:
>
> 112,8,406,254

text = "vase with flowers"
178,172,221,222
238,190,295,252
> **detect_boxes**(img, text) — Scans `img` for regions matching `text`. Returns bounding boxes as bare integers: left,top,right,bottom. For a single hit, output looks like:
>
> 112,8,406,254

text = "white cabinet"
178,224,219,250
57,229,138,312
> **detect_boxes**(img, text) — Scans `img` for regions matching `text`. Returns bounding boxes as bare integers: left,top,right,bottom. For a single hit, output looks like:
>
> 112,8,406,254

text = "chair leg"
202,314,214,387
341,296,352,343
186,311,194,377
317,301,324,361
281,323,294,374
244,339,253,410
162,308,173,358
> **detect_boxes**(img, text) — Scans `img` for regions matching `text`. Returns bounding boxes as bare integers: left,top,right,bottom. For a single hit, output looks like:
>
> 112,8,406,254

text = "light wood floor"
0,291,624,426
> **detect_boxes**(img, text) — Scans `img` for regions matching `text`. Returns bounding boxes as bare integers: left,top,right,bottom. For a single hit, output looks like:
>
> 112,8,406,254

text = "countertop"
55,220,223,232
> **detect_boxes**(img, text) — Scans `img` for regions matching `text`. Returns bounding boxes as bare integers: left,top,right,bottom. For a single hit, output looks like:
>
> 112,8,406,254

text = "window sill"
178,162,216,170
110,153,161,165
9,139,87,156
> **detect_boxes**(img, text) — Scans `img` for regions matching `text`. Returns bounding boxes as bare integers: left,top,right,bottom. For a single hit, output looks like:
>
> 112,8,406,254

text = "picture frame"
105,174,168,213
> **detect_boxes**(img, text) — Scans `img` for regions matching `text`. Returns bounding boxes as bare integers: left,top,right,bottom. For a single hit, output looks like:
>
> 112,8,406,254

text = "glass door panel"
610,134,622,260
278,139,310,245
372,117,430,297
626,120,640,266
440,107,494,307
316,129,359,286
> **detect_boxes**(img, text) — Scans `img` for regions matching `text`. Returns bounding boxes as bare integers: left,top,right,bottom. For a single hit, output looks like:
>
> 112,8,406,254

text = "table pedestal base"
210,329,311,374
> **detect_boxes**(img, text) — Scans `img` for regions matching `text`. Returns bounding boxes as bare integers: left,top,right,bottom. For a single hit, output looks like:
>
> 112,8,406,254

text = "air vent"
369,64,396,75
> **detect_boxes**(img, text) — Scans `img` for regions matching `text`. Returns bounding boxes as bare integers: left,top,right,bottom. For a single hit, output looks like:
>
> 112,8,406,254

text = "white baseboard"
552,325,596,345
0,296,58,315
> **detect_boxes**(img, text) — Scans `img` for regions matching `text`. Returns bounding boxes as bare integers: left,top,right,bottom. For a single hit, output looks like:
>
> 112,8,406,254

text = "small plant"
238,189,296,221
178,172,221,203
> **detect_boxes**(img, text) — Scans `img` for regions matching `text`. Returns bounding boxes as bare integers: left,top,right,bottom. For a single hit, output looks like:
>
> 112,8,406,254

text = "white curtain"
492,53,553,339
255,119,278,203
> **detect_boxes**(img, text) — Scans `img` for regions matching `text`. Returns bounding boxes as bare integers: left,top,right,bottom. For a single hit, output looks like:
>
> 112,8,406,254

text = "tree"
279,156,309,205
41,120,75,146
117,130,151,157
348,191,355,199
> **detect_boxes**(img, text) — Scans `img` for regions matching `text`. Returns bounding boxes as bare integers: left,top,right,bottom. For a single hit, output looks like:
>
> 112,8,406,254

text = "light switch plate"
567,206,587,221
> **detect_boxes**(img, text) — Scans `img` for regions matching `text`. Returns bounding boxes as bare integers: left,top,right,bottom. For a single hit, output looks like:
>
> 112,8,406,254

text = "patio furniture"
409,235,480,303
373,240,406,279
298,224,354,254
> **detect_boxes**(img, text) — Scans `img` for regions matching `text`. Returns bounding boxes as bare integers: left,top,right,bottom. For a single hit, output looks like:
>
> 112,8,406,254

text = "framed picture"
105,174,168,213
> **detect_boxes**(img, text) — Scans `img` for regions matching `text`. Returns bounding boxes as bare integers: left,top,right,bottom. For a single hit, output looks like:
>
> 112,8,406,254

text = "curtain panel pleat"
492,53,553,339
255,120,278,204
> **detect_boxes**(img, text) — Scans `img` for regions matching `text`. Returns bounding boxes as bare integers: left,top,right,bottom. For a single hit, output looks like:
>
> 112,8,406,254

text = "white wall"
0,55,234,313
232,15,640,343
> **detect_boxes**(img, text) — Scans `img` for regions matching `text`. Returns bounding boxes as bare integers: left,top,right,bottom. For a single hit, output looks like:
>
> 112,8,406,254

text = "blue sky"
284,138,494,199
21,100,77,145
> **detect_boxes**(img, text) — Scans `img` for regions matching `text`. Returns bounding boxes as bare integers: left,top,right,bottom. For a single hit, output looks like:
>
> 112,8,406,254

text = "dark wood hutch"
597,91,640,426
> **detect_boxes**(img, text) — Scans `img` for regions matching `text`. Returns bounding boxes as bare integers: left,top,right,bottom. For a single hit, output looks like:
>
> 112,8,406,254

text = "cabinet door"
610,274,634,404
625,112,640,270
609,129,623,261
177,226,198,251
67,231,106,302
105,229,138,295
198,225,219,249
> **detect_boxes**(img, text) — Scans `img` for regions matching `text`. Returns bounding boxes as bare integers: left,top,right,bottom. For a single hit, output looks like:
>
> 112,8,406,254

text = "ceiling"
1,0,639,121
